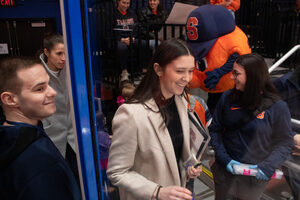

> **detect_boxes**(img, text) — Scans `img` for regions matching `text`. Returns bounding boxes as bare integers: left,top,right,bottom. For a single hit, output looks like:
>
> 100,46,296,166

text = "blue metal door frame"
59,0,103,199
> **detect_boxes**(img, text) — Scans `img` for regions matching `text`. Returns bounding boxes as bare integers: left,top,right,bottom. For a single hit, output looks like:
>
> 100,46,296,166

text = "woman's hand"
121,37,134,46
293,134,300,156
187,165,202,179
158,186,193,200
121,37,130,46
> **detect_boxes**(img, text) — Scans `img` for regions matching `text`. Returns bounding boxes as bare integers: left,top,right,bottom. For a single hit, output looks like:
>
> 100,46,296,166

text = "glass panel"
82,0,300,199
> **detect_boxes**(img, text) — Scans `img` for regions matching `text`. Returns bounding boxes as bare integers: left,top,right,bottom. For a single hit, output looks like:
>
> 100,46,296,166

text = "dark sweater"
0,122,81,200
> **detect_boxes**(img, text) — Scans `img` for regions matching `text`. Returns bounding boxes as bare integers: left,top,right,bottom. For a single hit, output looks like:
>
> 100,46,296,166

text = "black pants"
211,161,268,200
283,155,300,200
117,39,151,73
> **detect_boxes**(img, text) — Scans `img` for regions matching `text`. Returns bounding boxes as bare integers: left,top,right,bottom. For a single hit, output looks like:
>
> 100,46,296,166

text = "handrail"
268,44,300,73
292,118,300,127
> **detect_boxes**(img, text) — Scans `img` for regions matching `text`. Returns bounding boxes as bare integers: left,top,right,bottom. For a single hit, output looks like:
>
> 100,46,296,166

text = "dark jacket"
0,122,81,200
113,8,138,40
137,6,167,39
273,68,300,133
209,90,294,178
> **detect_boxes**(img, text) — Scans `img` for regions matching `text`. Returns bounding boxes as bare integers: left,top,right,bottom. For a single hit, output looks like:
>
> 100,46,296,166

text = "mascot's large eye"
196,58,207,72
187,17,198,41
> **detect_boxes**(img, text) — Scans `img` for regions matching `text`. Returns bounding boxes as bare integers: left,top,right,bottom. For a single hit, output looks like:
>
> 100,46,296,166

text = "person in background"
107,39,202,200
209,53,294,200
210,0,240,18
117,80,135,106
39,33,79,183
273,66,300,200
114,0,148,81
137,0,167,53
0,57,81,200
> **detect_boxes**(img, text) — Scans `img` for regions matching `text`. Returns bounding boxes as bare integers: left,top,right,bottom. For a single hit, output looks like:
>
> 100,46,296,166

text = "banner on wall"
0,0,16,7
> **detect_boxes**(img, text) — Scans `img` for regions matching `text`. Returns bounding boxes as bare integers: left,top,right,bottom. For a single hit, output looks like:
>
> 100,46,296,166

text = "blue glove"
226,160,240,174
249,165,269,181
204,53,239,90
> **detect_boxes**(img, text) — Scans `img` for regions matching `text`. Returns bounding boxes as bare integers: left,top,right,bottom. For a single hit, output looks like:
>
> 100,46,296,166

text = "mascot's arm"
189,69,203,88
204,53,239,90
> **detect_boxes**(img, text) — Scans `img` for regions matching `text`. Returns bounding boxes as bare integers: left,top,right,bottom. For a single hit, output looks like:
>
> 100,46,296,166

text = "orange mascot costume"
186,5,251,112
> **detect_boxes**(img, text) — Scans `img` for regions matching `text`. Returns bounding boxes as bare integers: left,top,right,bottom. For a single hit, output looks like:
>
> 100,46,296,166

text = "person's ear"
0,92,19,108
44,48,50,57
153,63,163,77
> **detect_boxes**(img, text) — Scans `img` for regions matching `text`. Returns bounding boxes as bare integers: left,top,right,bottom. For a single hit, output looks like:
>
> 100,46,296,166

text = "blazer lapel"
146,98,181,185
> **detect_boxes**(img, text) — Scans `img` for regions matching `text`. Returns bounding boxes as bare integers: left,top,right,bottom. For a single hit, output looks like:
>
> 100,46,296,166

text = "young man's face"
15,64,57,122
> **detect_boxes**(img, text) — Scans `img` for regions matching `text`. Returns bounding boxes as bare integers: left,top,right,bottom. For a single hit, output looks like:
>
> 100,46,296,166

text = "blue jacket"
273,69,300,133
209,91,294,178
0,122,81,200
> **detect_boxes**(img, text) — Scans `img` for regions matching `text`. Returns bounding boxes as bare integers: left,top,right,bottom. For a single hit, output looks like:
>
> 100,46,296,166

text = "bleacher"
88,0,299,88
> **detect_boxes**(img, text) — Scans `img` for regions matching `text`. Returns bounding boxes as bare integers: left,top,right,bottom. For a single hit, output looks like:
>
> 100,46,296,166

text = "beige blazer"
107,95,197,200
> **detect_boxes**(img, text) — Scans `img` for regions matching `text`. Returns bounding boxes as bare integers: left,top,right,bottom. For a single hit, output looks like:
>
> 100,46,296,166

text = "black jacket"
137,6,167,39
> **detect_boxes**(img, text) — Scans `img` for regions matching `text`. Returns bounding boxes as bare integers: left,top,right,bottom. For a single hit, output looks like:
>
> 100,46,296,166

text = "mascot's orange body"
210,0,240,11
186,5,251,94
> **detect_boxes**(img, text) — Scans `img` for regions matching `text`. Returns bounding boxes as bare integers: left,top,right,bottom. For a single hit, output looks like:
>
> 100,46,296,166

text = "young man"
0,57,81,200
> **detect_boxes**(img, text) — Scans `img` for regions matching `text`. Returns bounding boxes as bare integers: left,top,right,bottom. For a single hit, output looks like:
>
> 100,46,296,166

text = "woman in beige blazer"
107,39,202,200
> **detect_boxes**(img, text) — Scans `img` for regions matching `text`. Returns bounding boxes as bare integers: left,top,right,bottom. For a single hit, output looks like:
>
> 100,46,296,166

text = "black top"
165,97,183,177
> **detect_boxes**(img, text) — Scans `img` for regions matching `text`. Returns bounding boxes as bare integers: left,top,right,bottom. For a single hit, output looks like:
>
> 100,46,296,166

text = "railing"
269,44,300,175
269,44,300,127
269,44,300,73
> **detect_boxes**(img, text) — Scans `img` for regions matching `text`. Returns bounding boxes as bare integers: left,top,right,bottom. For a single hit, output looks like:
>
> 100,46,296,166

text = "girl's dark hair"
43,32,63,52
129,39,193,123
231,53,279,110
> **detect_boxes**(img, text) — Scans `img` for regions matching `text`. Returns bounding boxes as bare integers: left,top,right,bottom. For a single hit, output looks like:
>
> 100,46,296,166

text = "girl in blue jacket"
209,53,294,200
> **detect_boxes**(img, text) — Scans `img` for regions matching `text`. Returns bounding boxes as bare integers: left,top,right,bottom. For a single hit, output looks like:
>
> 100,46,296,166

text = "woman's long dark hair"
231,53,279,110
150,0,164,14
129,39,193,123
